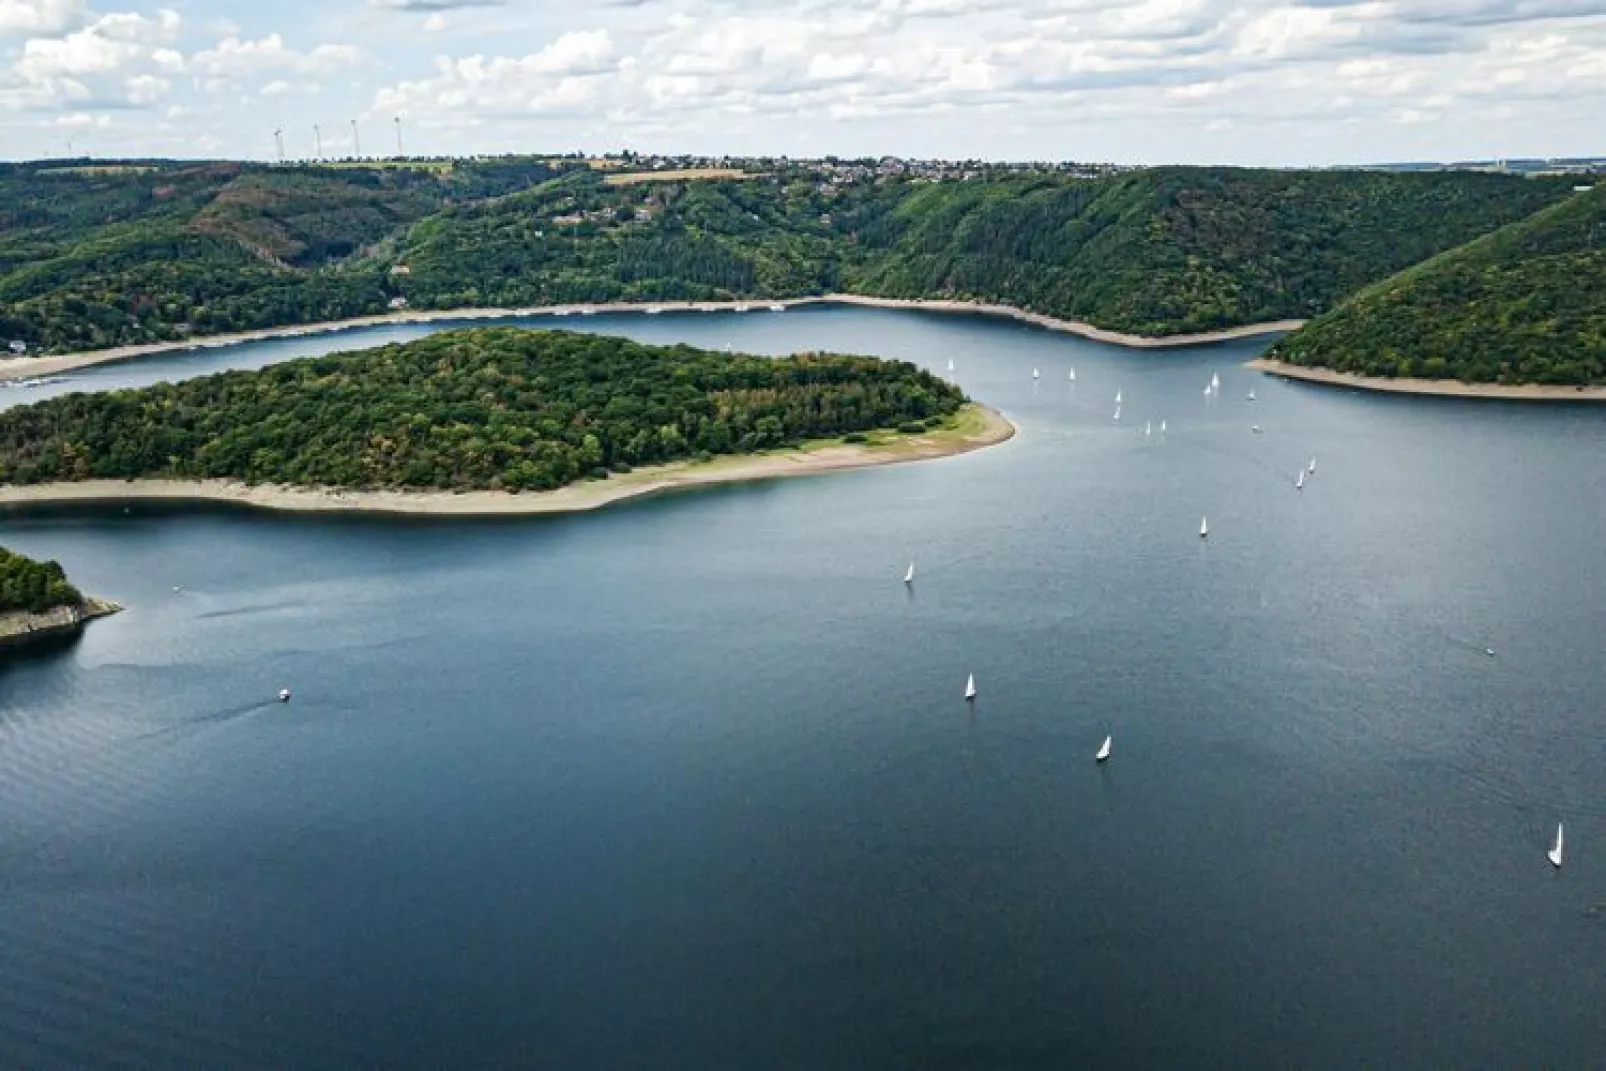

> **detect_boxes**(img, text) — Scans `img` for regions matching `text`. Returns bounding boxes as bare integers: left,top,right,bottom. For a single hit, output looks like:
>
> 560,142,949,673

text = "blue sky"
2,0,1604,164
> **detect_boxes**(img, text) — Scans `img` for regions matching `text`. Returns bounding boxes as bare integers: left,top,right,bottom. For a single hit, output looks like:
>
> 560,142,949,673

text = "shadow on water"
0,627,86,667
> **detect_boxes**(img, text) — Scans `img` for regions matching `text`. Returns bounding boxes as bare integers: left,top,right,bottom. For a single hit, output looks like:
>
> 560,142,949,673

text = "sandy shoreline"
1249,358,1606,402
0,404,1014,517
0,297,1303,384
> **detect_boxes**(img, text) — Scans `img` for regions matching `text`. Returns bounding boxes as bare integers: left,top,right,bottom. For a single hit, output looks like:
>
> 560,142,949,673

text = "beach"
1249,358,1606,402
0,404,1014,517
0,297,1303,384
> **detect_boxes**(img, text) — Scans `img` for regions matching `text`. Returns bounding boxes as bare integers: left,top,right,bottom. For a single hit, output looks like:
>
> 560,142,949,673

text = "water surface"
3,306,1604,1068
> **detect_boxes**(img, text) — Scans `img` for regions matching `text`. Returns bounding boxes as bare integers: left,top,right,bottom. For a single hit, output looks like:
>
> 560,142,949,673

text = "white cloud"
124,73,169,103
423,14,449,32
190,34,363,85
3,8,184,111
0,0,86,38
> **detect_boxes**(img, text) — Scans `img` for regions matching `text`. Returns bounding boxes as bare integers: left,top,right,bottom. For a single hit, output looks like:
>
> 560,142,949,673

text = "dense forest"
0,328,964,492
0,546,82,614
1270,185,1606,385
0,158,1573,355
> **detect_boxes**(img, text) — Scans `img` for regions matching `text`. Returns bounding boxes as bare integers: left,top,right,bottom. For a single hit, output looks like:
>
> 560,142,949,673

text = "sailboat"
1296,470,1305,490
1199,516,1209,539
1204,385,1213,397
964,674,978,701
1095,735,1112,762
1144,421,1152,437
1113,407,1121,422
1115,390,1123,405
1160,420,1167,433
1549,822,1565,868
1308,458,1317,474
947,358,955,372
904,562,915,585
1211,372,1220,390
1032,367,1040,380
1069,367,1077,382
1247,389,1257,401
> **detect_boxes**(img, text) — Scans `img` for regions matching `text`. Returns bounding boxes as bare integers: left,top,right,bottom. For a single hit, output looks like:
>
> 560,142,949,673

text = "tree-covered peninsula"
0,546,81,614
1267,185,1606,386
0,545,119,652
0,158,1573,353
0,329,965,492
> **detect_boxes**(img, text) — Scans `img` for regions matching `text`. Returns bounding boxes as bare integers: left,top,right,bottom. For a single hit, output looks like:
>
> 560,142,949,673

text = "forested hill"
0,329,964,492
0,546,82,615
374,166,1573,335
0,158,1573,354
1269,185,1606,385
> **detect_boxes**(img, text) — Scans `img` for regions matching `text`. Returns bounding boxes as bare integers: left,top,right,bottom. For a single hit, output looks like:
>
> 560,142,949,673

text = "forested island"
0,545,118,651
0,328,986,502
0,158,1573,357
1265,185,1605,387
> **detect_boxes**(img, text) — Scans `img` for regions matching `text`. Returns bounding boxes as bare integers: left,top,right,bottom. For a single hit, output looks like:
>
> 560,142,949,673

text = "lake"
3,305,1605,1068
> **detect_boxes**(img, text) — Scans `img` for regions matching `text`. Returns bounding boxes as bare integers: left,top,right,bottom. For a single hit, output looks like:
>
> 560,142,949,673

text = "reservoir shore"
0,404,1014,518
0,296,1303,384
1250,358,1606,402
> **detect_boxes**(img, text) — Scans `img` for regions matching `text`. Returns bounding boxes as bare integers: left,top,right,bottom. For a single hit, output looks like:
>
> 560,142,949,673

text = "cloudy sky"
2,0,1603,164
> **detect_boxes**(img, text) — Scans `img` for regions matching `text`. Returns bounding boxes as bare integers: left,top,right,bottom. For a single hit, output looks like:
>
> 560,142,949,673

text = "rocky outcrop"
0,597,121,650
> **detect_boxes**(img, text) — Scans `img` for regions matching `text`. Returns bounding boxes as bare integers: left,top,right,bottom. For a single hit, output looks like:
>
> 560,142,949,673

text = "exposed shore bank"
0,597,121,651
1249,358,1606,402
0,297,1304,384
0,404,1014,518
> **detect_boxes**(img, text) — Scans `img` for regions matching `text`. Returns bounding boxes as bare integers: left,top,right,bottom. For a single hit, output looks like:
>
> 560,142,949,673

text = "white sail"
1549,822,1565,868
1247,390,1256,401
1096,735,1112,762
904,562,915,584
947,358,955,372
1211,372,1220,389
1308,458,1317,474
1204,385,1213,397
1069,367,1077,381
1115,390,1123,404
1160,420,1167,433
1113,407,1121,422
1199,516,1209,538
965,673,977,700
1032,367,1040,380
1144,421,1152,437
1296,470,1304,489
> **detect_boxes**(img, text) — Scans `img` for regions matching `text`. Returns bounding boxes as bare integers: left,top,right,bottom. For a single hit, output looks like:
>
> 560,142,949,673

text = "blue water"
3,306,1605,1068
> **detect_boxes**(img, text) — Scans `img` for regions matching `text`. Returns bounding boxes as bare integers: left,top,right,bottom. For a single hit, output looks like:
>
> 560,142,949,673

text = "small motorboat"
278,688,292,703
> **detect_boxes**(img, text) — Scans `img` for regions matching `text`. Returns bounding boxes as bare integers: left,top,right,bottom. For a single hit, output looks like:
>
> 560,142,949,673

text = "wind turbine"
313,123,323,160
273,127,285,163
393,115,404,158
350,118,361,159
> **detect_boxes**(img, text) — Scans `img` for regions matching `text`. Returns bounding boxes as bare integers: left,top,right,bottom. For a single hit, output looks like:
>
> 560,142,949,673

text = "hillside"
0,160,1572,355
0,328,964,492
0,157,571,353
392,167,1569,336
1269,185,1606,385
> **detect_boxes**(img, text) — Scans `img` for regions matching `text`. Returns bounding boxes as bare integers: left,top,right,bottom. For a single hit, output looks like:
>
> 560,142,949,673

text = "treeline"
1270,186,1606,385
0,546,82,615
0,160,1573,357
0,328,964,492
